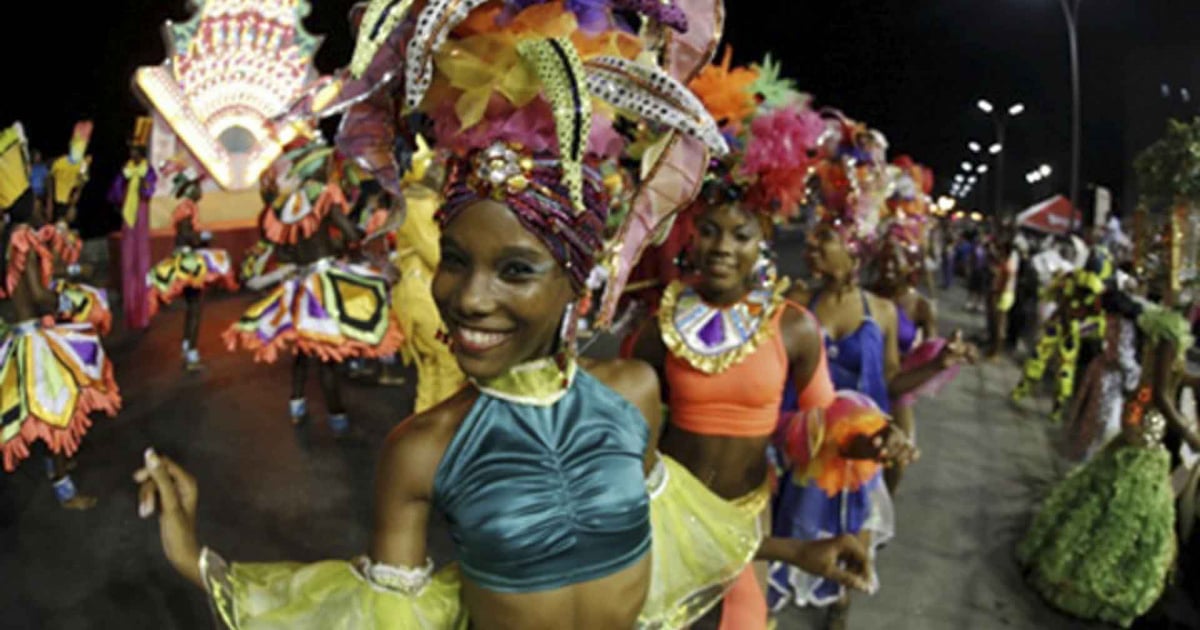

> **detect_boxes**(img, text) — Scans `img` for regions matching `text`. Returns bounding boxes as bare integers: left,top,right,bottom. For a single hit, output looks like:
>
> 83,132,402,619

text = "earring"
753,241,778,289
556,301,579,387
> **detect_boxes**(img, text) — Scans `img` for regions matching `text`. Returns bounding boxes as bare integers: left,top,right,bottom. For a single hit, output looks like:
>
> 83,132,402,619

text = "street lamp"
961,161,974,172
1039,163,1052,177
976,98,1025,215
977,164,989,174
968,141,982,153
1058,0,1082,220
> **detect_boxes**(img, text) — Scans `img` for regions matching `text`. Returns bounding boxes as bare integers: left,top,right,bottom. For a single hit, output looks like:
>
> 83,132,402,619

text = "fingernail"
138,499,152,519
144,448,160,469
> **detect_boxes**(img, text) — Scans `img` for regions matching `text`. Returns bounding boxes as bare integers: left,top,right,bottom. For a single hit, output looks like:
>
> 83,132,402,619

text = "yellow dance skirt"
200,549,467,630
637,455,765,629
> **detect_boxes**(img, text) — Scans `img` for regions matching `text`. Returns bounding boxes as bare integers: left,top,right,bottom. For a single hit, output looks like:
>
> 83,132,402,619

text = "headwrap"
440,143,608,290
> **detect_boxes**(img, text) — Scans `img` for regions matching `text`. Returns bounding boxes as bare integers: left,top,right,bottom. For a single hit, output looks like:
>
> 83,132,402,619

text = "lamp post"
977,100,1024,217
1059,0,1082,221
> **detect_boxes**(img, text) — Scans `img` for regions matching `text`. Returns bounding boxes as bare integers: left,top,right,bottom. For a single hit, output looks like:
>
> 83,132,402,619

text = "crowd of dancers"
2,1,1197,629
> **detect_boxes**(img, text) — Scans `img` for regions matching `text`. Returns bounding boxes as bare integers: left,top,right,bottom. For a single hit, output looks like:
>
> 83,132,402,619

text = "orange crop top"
666,302,835,438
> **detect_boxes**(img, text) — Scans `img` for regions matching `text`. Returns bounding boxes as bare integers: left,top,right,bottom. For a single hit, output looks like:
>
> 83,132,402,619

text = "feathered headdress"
688,49,823,220
806,111,891,253
320,0,728,329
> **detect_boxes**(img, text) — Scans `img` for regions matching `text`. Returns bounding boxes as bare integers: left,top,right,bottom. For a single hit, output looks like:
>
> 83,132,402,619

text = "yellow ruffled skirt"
200,549,467,630
199,456,762,629
637,455,766,629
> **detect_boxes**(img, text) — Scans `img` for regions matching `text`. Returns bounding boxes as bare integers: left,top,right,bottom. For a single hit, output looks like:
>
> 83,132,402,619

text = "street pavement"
0,240,1160,629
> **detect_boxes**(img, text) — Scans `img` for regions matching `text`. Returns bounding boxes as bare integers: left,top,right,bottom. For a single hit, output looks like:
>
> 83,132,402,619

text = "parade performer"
0,123,120,509
1017,242,1200,627
628,51,900,630
769,114,969,627
871,160,970,490
107,117,157,330
224,143,401,434
48,121,92,224
1010,250,1112,421
139,3,871,628
148,167,238,371
392,140,464,412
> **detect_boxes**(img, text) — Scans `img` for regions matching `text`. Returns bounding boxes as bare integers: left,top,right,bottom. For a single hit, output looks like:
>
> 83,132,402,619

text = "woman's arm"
1151,340,1200,452
916,294,938,342
589,358,665,474
371,417,445,567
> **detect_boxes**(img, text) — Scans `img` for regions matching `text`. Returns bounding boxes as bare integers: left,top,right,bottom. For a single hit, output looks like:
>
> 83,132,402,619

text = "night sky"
4,1,1199,237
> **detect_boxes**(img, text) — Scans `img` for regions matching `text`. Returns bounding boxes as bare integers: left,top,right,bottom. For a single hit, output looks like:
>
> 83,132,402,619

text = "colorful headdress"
806,111,891,253
875,155,934,265
323,0,728,325
130,117,153,149
68,121,93,165
688,49,824,220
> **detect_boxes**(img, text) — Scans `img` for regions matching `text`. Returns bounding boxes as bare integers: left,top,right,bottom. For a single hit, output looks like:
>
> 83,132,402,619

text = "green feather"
749,54,803,109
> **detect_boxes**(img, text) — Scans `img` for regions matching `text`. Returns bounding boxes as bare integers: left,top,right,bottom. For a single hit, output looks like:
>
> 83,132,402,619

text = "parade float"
119,0,327,278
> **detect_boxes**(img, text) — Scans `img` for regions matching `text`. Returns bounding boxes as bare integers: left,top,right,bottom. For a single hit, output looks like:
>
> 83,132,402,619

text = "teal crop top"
432,364,651,593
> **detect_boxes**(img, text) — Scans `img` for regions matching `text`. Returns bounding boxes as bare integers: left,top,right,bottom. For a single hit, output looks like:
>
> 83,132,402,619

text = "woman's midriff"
660,426,770,500
461,553,650,630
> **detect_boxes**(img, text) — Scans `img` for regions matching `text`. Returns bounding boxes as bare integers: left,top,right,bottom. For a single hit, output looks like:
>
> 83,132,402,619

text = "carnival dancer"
1011,250,1113,421
147,167,238,371
628,52,906,630
0,122,120,509
769,115,971,628
1017,236,1200,627
138,2,872,628
224,143,401,435
47,121,92,225
107,118,157,330
871,161,970,490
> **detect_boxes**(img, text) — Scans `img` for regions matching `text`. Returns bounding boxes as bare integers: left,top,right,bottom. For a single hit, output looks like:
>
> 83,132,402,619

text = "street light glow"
989,143,1003,155
968,141,981,153
977,164,989,174
977,99,994,114
967,176,978,184
961,161,973,172
1008,103,1026,116
1039,164,1052,176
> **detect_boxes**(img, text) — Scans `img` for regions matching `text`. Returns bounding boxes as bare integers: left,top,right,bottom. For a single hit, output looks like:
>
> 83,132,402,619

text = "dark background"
3,1,1199,237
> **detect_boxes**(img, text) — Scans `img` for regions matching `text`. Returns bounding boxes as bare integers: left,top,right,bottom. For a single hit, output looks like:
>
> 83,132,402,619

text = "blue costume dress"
768,292,895,609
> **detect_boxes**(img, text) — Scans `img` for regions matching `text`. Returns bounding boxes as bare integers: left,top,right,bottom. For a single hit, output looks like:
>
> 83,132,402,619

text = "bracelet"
353,556,434,595
53,475,78,503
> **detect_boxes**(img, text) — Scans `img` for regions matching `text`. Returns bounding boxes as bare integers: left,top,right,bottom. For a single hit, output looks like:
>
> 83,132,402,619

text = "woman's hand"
134,448,203,587
766,535,873,593
935,330,977,369
840,425,919,466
